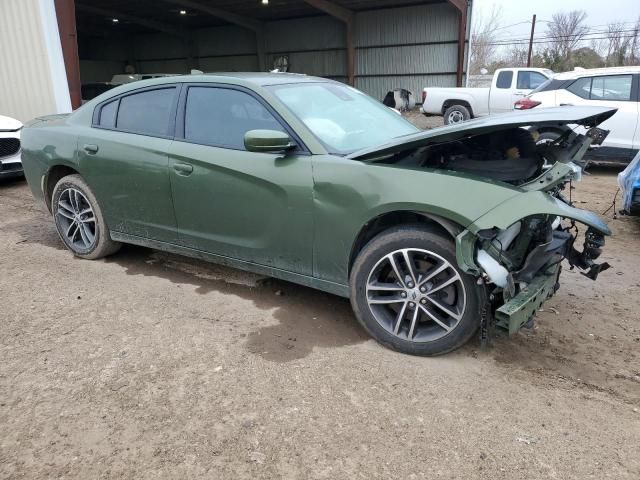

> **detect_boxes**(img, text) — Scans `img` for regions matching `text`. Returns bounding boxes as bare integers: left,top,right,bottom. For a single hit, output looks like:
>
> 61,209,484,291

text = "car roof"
112,72,333,92
552,66,640,80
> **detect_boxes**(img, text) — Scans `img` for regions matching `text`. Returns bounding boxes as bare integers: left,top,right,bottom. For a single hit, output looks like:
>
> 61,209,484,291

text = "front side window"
496,71,513,89
184,87,285,150
267,82,418,154
115,87,176,136
517,71,548,90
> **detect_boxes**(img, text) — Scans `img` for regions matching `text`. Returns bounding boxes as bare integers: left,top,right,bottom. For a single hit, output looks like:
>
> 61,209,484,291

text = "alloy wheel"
365,248,466,342
55,187,97,251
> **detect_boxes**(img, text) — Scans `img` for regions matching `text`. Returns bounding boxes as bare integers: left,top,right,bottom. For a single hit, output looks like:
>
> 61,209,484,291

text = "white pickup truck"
420,67,553,124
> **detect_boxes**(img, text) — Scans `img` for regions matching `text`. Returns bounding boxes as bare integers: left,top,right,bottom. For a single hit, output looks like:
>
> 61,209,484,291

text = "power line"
486,34,638,47
485,29,640,46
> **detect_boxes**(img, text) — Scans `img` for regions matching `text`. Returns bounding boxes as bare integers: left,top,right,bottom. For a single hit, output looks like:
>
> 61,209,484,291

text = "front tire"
52,174,121,259
350,227,482,356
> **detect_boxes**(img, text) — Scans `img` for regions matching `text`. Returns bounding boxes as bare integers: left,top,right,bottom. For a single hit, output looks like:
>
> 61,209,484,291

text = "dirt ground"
1,114,639,479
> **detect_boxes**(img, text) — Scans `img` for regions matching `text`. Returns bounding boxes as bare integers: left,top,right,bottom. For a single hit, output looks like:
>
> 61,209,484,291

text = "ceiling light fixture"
261,0,269,5
179,9,187,15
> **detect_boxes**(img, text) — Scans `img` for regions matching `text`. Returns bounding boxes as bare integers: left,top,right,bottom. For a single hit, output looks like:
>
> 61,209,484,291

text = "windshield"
268,82,419,154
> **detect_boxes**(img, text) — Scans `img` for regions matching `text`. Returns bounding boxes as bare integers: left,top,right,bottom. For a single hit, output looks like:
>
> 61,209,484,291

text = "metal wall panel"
352,2,463,99
355,3,459,46
356,74,457,102
357,43,458,75
135,33,187,60
198,55,259,72
79,60,126,83
0,0,70,122
265,16,345,53
266,50,346,77
196,25,256,57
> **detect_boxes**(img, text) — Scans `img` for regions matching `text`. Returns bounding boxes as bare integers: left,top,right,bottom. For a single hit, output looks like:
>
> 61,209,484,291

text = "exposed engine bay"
372,124,608,185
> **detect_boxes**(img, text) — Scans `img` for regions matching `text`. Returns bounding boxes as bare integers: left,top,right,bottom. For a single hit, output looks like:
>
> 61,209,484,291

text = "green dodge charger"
20,73,613,356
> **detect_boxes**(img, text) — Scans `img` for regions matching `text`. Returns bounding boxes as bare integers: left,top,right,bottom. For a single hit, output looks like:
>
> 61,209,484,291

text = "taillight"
514,98,541,110
422,90,427,104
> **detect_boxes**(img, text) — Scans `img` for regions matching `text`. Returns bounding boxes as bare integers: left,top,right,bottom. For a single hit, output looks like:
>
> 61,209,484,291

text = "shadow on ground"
106,245,368,362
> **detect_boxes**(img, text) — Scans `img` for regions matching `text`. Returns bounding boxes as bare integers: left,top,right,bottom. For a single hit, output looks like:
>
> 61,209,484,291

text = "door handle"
83,144,99,154
560,103,574,106
173,162,193,175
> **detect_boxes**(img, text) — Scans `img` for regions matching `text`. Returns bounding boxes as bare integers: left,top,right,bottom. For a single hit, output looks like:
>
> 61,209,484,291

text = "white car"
0,115,23,179
420,67,553,124
515,66,640,163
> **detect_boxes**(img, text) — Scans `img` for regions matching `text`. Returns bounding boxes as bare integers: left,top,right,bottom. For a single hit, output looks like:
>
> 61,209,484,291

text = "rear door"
559,74,638,151
167,84,314,274
78,86,179,243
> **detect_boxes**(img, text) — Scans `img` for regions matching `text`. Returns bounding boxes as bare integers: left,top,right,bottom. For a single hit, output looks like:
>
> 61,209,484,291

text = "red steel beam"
54,0,82,109
448,0,469,87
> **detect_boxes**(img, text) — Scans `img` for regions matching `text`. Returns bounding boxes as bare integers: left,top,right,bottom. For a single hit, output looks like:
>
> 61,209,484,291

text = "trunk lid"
348,106,616,161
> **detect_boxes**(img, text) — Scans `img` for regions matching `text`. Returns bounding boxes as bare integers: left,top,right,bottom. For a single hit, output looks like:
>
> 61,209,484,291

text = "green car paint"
20,74,613,308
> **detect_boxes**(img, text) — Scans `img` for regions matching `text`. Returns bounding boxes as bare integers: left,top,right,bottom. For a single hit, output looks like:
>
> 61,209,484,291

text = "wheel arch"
442,99,474,117
348,210,465,275
44,164,80,213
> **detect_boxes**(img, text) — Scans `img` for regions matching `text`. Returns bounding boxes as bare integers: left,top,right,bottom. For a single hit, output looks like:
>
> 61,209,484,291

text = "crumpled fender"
468,190,611,236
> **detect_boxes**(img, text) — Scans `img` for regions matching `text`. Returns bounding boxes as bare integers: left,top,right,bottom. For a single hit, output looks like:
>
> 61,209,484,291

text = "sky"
471,0,640,50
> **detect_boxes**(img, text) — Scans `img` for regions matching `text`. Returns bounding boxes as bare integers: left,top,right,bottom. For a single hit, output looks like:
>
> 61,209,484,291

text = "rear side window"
517,71,548,90
568,75,633,101
591,75,632,101
184,87,285,150
496,71,513,89
115,87,176,136
98,99,118,128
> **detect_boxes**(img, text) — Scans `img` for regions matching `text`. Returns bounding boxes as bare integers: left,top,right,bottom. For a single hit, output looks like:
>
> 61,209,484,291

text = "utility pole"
527,14,537,67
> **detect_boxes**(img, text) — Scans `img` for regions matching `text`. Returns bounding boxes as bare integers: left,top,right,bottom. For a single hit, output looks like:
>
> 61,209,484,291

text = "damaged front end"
455,128,612,338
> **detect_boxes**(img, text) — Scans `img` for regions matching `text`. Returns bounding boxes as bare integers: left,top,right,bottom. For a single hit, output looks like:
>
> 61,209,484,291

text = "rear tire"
444,104,471,125
52,174,121,260
350,226,482,356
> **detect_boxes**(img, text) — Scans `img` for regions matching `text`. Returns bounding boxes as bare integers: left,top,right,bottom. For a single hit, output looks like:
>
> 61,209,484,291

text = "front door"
168,85,314,275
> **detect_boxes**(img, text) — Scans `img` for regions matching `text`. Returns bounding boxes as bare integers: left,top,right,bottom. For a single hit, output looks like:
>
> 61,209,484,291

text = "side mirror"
244,129,294,153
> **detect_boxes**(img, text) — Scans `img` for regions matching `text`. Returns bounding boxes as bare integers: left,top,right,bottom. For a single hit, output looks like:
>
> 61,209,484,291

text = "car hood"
348,106,617,161
0,114,23,131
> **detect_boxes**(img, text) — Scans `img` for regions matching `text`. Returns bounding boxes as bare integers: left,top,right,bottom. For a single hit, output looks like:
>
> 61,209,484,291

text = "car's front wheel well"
45,165,79,213
348,211,463,274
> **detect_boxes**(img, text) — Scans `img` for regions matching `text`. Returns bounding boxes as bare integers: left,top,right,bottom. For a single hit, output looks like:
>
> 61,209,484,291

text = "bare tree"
546,10,588,60
469,6,502,74
600,17,640,66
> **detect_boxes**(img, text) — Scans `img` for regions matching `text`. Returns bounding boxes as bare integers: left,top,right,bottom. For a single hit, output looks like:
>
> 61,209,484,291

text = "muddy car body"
20,73,612,355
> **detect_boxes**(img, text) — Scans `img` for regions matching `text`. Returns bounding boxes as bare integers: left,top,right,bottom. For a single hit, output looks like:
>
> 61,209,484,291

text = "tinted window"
590,75,632,101
98,99,118,128
116,87,176,136
517,71,548,90
184,87,285,150
496,71,513,89
567,77,592,99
